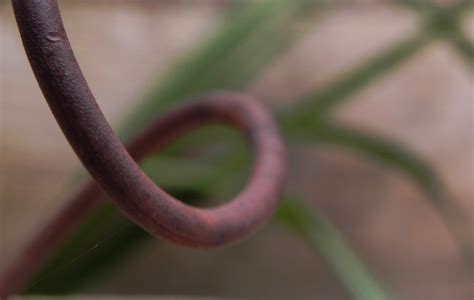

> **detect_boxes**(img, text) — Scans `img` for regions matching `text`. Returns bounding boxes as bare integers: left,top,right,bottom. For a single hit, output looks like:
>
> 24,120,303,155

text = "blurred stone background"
0,1,473,299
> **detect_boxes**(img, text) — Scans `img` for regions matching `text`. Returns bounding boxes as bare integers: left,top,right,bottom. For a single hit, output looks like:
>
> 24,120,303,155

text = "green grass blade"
276,197,397,300
448,28,474,66
396,0,436,13
292,121,439,192
289,120,474,266
195,1,323,92
25,189,205,294
284,31,433,127
26,207,148,293
118,0,320,141
449,0,474,17
117,0,285,140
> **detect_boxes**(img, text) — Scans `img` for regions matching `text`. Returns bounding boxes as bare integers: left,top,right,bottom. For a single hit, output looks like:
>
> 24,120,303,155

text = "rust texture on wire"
0,0,287,297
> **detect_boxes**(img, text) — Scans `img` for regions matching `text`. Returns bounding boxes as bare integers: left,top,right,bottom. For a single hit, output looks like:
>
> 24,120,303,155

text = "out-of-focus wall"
1,1,472,299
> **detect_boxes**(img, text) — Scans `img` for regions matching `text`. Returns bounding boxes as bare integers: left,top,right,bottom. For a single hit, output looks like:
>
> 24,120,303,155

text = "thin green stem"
276,197,397,300
284,31,434,126
289,120,474,266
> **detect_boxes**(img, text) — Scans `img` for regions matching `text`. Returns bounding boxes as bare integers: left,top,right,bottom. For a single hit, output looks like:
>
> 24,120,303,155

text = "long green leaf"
289,120,474,266
397,0,473,66
26,189,205,294
276,197,397,300
118,0,320,141
284,31,433,127
291,121,439,194
396,0,436,13
448,27,474,66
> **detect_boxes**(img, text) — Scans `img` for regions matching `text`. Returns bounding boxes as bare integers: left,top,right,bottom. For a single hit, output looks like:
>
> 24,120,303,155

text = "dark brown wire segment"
1,0,287,296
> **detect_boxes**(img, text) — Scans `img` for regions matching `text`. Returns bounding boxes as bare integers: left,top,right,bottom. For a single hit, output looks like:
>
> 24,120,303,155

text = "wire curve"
0,0,287,296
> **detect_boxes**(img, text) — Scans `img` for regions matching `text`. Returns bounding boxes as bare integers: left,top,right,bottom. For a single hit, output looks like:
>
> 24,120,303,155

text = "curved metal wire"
0,0,287,296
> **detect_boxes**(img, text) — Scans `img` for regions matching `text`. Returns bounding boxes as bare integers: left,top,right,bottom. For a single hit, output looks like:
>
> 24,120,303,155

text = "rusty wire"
0,0,287,296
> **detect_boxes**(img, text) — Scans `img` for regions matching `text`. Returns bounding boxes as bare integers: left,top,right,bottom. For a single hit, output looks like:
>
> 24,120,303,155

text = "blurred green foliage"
22,0,473,298
276,197,396,300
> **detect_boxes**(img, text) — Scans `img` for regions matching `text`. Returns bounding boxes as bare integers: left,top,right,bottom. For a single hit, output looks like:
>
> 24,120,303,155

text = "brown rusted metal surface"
0,0,287,297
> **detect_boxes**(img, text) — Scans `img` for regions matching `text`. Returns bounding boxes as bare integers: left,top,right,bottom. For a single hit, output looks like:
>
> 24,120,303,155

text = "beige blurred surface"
1,1,473,299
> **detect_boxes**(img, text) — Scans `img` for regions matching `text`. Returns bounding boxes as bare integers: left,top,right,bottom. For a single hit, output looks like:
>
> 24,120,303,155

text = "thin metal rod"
1,0,287,296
